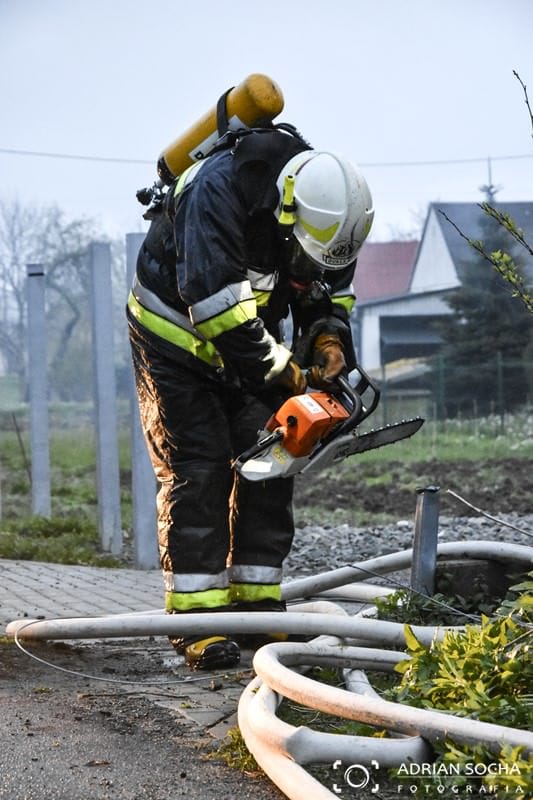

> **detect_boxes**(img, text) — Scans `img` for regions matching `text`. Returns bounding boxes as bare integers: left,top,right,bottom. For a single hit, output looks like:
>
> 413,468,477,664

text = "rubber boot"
175,635,240,670
168,607,240,671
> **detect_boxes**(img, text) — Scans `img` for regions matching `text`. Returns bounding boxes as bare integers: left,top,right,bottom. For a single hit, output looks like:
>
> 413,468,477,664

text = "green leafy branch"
388,574,533,796
439,208,533,315
480,201,533,257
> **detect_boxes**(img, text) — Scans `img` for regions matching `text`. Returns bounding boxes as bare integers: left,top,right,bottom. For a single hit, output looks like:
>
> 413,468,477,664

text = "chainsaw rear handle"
232,427,284,470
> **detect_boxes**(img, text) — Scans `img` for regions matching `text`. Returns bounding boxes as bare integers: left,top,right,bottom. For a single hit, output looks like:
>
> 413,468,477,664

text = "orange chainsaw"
234,370,424,481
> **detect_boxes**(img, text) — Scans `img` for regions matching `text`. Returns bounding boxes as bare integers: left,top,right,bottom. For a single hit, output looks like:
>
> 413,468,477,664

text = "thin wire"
446,490,533,538
345,563,482,623
12,620,248,686
1,146,532,169
361,153,533,167
0,147,152,165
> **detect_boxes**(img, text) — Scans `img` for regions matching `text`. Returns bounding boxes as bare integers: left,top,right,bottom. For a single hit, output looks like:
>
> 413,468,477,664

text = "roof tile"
354,240,418,303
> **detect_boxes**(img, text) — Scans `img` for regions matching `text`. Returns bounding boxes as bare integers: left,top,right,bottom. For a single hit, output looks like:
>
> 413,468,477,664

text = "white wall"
410,208,460,294
357,207,463,371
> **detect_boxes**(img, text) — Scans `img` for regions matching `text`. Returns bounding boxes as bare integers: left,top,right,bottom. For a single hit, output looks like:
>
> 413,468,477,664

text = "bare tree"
0,199,117,399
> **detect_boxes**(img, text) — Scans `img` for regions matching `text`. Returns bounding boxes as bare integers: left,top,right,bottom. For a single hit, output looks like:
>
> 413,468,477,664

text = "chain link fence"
373,355,533,431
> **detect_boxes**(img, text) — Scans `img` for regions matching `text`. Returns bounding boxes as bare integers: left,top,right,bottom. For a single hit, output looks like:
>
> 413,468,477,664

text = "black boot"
172,635,240,670
168,607,240,671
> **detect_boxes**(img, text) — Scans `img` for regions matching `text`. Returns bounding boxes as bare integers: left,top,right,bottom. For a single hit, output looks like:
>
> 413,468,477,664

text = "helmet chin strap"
277,172,328,292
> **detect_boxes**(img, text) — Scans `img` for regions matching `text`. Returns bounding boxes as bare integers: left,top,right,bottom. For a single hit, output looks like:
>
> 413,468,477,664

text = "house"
353,201,533,372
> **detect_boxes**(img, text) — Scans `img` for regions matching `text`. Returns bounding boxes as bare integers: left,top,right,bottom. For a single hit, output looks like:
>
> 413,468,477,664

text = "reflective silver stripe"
228,564,283,584
163,570,229,593
132,276,206,341
331,286,355,300
247,269,277,292
189,280,255,325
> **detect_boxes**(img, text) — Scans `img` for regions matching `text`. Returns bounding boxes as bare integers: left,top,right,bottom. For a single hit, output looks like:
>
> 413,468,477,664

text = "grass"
0,515,124,567
352,407,533,463
0,413,132,565
206,727,262,775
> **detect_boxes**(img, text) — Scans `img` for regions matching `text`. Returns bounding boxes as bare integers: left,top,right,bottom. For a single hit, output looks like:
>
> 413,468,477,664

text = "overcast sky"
1,0,532,242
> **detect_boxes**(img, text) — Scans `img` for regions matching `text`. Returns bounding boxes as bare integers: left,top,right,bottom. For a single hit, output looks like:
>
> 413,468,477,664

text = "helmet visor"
281,237,324,286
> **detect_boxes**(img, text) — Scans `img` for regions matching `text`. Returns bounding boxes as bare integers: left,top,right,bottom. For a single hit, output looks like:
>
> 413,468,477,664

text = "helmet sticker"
323,241,356,266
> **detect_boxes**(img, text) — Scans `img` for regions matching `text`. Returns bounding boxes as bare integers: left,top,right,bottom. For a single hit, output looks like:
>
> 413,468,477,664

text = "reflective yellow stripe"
185,637,227,657
230,582,282,603
332,295,355,313
128,292,222,367
278,174,297,228
165,587,232,612
253,289,272,307
195,297,257,339
174,162,201,196
300,219,339,244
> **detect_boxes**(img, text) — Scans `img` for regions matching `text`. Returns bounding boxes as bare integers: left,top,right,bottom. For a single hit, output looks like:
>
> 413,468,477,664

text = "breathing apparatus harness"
135,86,334,352
136,76,310,219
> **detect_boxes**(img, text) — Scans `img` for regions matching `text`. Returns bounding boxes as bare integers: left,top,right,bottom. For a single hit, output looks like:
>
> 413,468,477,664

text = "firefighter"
127,124,373,670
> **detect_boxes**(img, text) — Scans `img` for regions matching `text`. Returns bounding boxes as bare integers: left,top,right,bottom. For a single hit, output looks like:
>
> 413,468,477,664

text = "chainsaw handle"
331,369,381,439
232,427,284,471
336,375,363,424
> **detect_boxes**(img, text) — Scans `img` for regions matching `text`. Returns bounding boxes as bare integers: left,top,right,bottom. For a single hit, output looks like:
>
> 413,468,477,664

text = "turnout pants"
128,317,295,612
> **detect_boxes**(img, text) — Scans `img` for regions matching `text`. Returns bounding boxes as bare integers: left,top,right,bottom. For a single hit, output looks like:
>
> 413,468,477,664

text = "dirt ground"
294,457,532,518
0,639,283,800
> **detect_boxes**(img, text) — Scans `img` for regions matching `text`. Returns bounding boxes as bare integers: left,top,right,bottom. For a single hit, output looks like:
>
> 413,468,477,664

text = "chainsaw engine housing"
234,372,424,481
265,391,350,457
235,390,350,481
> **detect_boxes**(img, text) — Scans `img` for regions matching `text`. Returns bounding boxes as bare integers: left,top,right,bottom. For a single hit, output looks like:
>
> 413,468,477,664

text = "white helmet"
276,151,374,269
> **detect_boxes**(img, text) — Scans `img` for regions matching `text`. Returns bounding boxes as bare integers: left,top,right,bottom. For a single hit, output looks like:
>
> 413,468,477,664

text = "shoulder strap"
216,87,233,136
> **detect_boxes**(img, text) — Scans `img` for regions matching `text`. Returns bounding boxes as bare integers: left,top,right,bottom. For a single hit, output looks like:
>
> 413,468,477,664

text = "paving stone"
0,558,249,740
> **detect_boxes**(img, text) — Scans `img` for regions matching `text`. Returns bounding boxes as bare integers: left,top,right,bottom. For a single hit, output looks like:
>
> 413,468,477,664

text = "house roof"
431,201,533,282
354,240,418,304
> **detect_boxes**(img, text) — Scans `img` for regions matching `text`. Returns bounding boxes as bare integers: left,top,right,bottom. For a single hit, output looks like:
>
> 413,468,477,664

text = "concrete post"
26,264,51,517
410,485,440,595
89,242,122,554
126,233,158,569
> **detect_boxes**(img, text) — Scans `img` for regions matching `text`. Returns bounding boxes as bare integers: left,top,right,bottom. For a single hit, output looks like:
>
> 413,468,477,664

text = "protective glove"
307,333,346,389
272,358,307,395
264,343,307,395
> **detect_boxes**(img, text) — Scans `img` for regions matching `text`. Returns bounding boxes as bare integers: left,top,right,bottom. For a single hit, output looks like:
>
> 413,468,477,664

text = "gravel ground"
285,512,533,578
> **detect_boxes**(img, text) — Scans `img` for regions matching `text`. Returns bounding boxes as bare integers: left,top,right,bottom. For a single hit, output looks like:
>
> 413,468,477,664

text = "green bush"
388,575,533,796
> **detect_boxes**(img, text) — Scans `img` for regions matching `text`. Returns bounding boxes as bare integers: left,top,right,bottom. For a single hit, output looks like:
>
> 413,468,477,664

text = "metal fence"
0,236,531,567
374,355,533,430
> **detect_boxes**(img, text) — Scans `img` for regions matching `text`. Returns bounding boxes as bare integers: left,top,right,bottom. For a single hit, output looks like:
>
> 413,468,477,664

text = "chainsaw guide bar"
298,416,424,475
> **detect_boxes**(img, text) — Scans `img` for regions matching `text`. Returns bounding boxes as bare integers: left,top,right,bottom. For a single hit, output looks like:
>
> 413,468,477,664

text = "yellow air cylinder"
157,73,284,184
